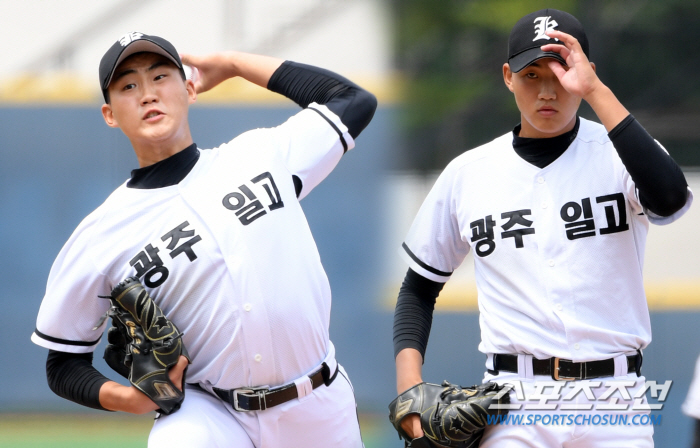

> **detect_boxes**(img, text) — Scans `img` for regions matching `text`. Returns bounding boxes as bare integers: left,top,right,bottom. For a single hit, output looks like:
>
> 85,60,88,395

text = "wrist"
582,81,611,107
397,376,423,395
222,51,244,79
583,83,630,132
99,381,157,414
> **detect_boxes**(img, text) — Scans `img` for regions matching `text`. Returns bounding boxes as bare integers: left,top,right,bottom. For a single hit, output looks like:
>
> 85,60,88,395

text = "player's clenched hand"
100,355,189,415
180,53,236,94
541,29,602,100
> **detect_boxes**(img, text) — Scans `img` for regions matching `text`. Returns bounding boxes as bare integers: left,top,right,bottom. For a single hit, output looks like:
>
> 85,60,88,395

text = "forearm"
583,82,630,132
46,350,110,411
396,348,424,394
608,115,688,216
47,349,161,414
99,381,158,414
393,268,444,393
181,51,284,93
226,51,285,88
393,269,442,359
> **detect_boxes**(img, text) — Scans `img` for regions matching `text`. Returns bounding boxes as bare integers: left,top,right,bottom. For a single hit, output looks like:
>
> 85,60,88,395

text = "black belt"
489,353,642,380
212,362,338,411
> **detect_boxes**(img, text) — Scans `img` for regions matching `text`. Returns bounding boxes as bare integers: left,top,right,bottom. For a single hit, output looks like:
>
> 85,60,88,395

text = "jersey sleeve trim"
307,106,349,153
32,328,102,347
401,243,452,282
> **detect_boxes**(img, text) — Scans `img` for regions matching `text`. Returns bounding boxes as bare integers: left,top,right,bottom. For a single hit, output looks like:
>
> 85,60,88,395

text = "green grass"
0,414,152,448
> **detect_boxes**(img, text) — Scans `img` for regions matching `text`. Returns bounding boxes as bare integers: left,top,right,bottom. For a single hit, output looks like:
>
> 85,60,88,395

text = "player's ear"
590,62,596,73
503,63,515,92
101,103,120,128
185,79,197,105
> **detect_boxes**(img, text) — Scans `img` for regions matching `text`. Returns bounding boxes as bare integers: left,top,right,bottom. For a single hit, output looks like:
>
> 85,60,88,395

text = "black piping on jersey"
128,143,199,189
512,117,579,169
34,328,102,347
337,365,365,439
401,242,452,277
308,106,348,153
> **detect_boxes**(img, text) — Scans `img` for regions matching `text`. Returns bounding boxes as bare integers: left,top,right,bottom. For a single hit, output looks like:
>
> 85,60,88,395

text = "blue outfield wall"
0,106,698,447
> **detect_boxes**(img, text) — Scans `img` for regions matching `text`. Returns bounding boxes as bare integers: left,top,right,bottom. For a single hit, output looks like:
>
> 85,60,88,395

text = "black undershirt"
393,115,689,360
47,61,378,410
127,143,199,189
512,117,579,169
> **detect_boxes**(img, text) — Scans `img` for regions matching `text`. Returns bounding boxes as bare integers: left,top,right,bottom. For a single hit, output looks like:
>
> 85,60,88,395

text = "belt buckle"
231,388,268,412
552,357,580,381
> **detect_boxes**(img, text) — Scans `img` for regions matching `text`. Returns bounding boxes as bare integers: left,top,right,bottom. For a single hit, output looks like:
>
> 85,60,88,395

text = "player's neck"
131,133,195,168
518,115,578,139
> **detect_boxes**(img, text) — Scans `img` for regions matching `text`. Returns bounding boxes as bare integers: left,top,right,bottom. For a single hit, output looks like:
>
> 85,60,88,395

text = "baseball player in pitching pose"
31,32,376,447
392,9,692,447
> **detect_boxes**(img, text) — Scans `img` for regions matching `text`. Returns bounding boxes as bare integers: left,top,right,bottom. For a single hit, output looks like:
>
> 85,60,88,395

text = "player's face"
101,53,196,158
503,59,581,138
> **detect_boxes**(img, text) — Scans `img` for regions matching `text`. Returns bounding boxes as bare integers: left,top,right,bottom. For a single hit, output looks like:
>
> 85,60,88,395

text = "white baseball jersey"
401,117,693,362
32,103,353,390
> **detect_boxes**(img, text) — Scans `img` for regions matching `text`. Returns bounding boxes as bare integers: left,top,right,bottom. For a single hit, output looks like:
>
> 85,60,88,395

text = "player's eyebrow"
112,68,137,82
112,60,172,82
146,60,170,72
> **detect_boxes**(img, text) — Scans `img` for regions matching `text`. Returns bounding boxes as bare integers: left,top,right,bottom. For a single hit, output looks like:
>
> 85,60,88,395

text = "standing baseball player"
31,32,376,447
391,9,692,447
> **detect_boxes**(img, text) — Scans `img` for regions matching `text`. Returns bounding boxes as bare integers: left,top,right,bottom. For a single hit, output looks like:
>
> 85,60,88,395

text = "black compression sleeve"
46,350,110,411
393,268,445,361
608,115,688,217
267,61,377,139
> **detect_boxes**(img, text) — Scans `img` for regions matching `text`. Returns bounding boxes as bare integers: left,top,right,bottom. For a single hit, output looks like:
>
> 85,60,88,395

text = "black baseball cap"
507,9,589,73
99,32,185,102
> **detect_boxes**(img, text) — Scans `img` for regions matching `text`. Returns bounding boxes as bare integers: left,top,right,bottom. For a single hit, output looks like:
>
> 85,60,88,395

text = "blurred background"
0,0,698,447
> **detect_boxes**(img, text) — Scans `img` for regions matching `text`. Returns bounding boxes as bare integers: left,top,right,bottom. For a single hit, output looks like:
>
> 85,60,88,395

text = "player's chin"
141,123,178,141
531,117,572,136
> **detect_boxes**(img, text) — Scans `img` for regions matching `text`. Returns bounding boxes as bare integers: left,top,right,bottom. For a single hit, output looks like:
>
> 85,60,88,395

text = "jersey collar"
512,117,580,169
127,143,199,189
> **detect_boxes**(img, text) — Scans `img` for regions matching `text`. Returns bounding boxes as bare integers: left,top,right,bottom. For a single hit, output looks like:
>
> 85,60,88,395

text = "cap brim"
102,39,182,90
508,47,567,73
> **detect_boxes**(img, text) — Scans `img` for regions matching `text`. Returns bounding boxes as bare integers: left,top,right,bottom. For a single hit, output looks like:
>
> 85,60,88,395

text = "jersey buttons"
537,176,545,184
548,260,555,267
254,354,262,362
574,343,580,350
556,304,563,311
244,303,252,312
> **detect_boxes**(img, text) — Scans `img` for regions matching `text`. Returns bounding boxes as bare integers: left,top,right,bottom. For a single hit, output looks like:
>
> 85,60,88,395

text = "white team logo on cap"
118,32,144,46
533,16,559,41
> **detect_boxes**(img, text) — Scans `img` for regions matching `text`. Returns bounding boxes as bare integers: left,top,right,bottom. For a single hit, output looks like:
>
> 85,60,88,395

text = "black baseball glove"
388,381,511,448
103,276,190,415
